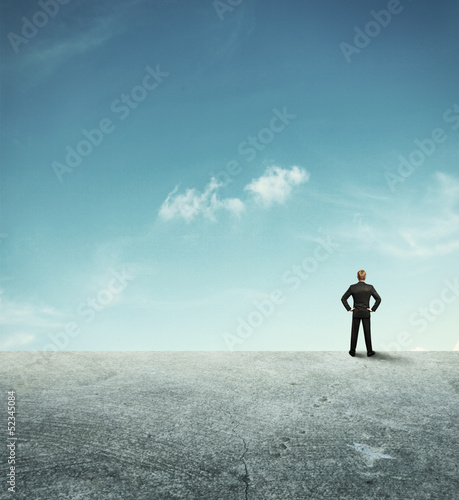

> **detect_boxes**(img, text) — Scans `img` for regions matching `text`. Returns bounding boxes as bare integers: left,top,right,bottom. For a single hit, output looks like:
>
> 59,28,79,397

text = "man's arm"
341,287,352,311
371,287,381,312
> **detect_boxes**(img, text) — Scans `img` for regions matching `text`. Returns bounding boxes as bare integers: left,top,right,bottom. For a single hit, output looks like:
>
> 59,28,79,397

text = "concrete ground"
1,351,458,500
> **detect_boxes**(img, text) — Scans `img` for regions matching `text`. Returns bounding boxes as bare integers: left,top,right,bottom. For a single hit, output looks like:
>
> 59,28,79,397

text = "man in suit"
341,270,381,357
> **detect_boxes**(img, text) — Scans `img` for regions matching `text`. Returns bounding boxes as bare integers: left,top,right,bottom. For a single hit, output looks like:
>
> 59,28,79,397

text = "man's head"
357,269,366,281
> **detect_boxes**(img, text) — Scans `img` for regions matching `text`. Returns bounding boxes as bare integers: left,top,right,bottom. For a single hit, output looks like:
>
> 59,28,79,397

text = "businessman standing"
341,270,381,357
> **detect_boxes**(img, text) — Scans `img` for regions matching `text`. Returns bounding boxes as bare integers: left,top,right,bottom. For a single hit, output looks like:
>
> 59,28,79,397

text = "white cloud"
159,178,245,222
159,165,309,222
0,291,66,349
244,166,309,206
335,171,459,258
0,292,65,329
0,333,35,350
388,172,459,257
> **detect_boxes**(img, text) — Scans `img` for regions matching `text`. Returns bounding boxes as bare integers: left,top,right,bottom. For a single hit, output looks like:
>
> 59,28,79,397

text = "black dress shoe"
349,350,356,357
367,351,375,357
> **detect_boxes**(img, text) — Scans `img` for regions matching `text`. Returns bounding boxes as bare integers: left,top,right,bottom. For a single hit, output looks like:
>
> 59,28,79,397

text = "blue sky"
1,0,458,351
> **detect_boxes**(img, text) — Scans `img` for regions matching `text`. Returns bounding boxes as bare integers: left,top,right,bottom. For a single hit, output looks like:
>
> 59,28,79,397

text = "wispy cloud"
0,333,35,350
0,291,66,349
245,166,309,206
159,166,309,222
0,291,65,330
159,178,245,222
209,4,256,60
382,172,459,257
3,0,144,87
335,171,459,258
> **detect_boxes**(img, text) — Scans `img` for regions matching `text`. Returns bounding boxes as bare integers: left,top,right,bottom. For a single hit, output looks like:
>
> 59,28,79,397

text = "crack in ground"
237,433,249,500
217,406,250,499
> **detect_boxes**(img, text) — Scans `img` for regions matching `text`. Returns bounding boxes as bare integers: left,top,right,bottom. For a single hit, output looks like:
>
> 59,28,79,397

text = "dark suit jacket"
341,282,381,318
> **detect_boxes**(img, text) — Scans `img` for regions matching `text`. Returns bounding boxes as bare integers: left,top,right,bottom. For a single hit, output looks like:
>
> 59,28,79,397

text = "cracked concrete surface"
1,351,458,499
218,405,250,499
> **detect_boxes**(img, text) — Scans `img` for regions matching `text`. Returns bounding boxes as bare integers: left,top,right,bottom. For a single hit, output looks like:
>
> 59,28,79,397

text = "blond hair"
357,270,366,281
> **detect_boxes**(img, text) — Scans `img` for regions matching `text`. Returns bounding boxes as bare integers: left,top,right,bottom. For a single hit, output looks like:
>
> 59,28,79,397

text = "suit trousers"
350,317,373,353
